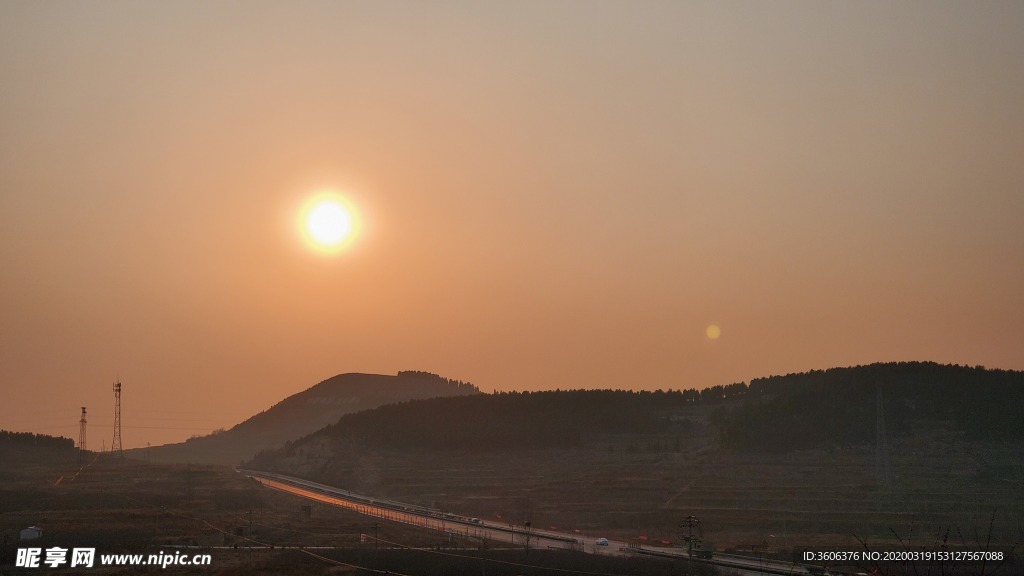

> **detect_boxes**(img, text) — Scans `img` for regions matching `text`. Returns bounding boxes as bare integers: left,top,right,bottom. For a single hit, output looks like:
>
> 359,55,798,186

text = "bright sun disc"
308,201,351,244
300,193,357,253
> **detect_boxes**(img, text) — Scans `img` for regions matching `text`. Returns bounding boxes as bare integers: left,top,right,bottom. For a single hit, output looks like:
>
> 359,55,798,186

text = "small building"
20,526,42,540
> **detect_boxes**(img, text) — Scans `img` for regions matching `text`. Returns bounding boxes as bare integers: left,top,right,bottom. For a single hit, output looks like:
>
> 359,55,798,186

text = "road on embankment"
238,469,817,575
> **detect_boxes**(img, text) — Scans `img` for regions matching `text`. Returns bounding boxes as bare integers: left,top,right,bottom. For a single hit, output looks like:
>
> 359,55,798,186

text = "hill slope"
249,362,1024,466
131,371,478,465
242,362,1024,550
719,361,1024,450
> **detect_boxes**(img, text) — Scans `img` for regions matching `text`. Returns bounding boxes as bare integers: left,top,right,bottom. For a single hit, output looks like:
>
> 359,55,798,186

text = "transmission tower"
112,381,123,458
78,407,87,465
680,515,701,556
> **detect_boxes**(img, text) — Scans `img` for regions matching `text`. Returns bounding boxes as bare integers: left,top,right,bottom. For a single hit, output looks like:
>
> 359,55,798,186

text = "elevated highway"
239,469,821,575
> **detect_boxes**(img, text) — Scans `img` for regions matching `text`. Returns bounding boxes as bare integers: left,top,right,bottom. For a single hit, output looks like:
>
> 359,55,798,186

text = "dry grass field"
0,445,709,575
3,407,1021,576
0,446,456,575
286,424,1023,559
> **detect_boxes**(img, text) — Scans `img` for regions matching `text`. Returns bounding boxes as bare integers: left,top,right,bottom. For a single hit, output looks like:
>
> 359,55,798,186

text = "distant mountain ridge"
130,371,479,465
0,429,75,451
720,361,1024,450
245,361,1024,475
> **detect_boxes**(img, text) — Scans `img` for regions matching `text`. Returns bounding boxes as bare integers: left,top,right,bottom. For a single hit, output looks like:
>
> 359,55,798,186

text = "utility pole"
247,509,253,565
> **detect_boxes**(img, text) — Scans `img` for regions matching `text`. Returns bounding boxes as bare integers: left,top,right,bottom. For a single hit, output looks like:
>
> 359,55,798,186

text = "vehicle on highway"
469,518,481,524
595,538,609,546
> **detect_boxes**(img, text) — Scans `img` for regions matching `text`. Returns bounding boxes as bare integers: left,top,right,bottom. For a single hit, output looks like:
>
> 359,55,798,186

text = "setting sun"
300,193,357,253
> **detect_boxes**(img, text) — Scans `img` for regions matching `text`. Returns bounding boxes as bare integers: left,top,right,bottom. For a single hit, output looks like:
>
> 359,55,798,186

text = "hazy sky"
2,1,1022,448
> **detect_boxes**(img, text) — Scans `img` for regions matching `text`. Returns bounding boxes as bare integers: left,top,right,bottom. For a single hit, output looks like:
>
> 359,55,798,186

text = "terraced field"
278,426,1023,555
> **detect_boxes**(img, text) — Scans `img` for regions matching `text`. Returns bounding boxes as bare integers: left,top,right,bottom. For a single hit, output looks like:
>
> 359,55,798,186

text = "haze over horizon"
2,2,1022,448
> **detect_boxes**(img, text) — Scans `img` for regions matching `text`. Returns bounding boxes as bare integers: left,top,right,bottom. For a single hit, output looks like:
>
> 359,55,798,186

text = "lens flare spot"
706,324,721,340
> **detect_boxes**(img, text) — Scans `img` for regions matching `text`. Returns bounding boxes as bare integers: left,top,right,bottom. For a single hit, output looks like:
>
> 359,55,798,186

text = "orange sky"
2,2,1022,448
